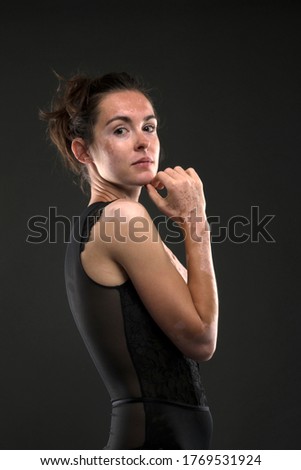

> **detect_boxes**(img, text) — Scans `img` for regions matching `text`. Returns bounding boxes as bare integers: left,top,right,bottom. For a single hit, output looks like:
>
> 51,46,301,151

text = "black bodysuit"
65,202,213,449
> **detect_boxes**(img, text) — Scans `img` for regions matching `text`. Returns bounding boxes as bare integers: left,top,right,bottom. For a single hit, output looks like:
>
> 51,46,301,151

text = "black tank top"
64,201,208,407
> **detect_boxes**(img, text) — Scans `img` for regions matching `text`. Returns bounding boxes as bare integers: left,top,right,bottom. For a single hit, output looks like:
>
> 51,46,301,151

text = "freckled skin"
89,91,160,199
71,88,218,362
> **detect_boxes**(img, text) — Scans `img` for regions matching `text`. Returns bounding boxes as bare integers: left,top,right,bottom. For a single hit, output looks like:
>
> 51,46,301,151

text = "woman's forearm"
183,213,219,332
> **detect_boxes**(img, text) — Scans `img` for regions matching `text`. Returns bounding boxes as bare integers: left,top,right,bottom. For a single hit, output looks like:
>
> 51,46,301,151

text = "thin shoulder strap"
76,201,113,251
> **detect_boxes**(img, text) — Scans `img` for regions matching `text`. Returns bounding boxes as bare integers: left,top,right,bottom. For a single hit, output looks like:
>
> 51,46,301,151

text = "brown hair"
39,71,156,191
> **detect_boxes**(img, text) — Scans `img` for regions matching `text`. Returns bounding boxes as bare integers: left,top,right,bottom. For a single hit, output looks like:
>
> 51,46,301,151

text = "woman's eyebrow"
105,114,157,126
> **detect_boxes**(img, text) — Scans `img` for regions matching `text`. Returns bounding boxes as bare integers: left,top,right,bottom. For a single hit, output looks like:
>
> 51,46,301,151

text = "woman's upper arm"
162,242,187,283
100,200,212,360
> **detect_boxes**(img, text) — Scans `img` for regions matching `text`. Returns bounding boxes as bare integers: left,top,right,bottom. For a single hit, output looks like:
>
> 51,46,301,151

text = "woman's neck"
87,163,142,205
88,181,142,205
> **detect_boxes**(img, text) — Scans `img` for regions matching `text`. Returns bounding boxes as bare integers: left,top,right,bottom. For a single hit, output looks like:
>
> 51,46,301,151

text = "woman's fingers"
150,170,174,189
158,166,199,183
145,183,165,209
164,166,188,179
185,167,201,183
147,166,204,218
173,165,188,176
152,181,165,190
151,166,189,189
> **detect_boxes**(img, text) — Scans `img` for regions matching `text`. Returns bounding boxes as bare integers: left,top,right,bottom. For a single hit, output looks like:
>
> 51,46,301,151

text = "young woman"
40,71,219,450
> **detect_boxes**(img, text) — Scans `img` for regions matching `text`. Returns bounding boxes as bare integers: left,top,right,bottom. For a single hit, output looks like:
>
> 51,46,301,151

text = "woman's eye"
114,127,127,136
144,124,156,133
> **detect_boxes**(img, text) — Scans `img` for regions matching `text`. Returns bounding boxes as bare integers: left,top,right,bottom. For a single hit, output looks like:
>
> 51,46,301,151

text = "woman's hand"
146,166,206,221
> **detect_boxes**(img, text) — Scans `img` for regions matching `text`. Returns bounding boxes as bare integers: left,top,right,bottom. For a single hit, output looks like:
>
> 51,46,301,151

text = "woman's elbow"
194,343,216,362
175,321,218,362
185,339,217,362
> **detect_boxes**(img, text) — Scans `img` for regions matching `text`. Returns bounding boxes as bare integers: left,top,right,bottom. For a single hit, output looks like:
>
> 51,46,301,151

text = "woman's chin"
136,170,157,186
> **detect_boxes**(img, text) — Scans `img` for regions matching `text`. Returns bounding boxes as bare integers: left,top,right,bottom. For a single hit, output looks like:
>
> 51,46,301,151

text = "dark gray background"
1,0,300,449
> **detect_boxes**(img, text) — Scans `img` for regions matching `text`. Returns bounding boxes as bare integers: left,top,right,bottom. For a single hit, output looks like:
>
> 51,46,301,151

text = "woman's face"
89,90,160,189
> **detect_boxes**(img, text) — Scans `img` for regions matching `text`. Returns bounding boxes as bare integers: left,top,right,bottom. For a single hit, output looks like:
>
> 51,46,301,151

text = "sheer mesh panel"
65,203,143,401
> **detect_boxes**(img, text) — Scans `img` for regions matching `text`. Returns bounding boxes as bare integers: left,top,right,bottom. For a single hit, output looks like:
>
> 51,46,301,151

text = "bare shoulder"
100,199,156,248
102,199,149,220
81,200,151,287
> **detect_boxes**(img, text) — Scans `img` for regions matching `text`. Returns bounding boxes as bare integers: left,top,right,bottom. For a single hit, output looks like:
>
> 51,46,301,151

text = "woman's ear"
71,138,93,164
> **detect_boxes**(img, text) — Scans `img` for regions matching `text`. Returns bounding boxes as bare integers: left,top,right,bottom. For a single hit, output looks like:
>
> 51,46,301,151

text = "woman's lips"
132,159,154,167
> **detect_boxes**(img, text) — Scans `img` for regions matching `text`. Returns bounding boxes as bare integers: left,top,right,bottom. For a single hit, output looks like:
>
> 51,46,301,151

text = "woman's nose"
135,132,150,151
